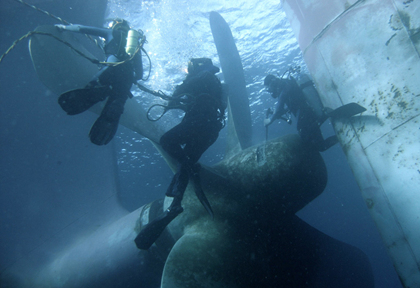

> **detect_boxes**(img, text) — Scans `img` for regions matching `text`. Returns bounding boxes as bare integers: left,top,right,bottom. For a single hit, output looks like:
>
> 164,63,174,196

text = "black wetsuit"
134,69,224,250
266,77,337,152
160,70,224,199
76,25,143,89
57,24,143,145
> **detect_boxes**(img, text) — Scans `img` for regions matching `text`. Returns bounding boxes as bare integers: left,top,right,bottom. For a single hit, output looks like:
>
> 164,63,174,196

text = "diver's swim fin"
326,102,366,119
58,86,110,115
135,205,183,250
89,94,127,145
89,114,120,145
189,165,214,219
192,174,214,219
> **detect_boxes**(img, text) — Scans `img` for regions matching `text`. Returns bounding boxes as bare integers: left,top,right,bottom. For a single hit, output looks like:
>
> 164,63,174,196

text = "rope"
12,0,103,49
0,29,145,68
141,47,152,81
134,82,171,100
12,0,71,24
0,31,101,65
6,0,150,75
134,83,197,122
134,82,179,121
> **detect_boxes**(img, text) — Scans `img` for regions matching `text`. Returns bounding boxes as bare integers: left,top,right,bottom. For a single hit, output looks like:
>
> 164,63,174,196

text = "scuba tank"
295,73,325,120
125,29,142,56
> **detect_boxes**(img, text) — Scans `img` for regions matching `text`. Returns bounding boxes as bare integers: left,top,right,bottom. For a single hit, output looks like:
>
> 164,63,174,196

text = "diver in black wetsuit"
264,74,366,152
135,58,226,250
55,19,144,145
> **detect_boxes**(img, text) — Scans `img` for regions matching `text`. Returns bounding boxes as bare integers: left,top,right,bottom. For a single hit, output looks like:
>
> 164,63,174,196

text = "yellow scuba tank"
125,29,142,56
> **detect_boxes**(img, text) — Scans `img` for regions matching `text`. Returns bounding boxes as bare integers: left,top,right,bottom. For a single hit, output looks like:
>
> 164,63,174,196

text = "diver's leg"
159,124,189,163
58,86,110,115
300,125,328,151
136,124,191,250
160,122,192,196
297,108,325,150
57,62,119,115
183,122,220,164
299,113,338,152
88,59,135,145
318,109,331,126
166,163,189,198
159,122,192,210
58,65,111,116
181,124,220,217
138,122,221,251
135,156,188,250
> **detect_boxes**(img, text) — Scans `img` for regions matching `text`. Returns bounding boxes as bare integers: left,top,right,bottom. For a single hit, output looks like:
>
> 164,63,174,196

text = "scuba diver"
55,18,144,145
264,73,366,152
135,58,226,250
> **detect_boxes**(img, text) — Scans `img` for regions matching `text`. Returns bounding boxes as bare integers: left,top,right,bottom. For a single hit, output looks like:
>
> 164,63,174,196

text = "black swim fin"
89,114,120,145
189,164,214,219
89,94,127,145
135,205,183,250
191,173,214,219
58,86,110,115
326,102,366,120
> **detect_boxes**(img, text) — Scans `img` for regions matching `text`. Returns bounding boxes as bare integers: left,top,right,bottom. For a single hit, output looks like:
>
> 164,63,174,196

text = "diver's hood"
188,58,220,75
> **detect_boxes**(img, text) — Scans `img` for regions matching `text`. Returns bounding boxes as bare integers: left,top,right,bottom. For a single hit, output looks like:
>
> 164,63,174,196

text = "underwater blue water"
109,1,403,287
0,0,403,287
111,0,307,209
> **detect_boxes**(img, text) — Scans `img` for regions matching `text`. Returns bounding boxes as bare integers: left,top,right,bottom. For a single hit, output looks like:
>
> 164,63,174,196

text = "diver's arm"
55,24,110,39
172,71,217,100
167,79,195,110
265,91,287,126
172,80,190,98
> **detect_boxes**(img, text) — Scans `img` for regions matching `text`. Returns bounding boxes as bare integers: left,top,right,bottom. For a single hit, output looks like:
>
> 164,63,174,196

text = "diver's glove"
54,24,81,32
54,24,66,31
264,108,273,127
285,112,292,124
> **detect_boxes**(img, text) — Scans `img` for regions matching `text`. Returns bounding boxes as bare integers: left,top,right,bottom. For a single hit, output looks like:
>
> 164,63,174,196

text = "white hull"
282,0,420,286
